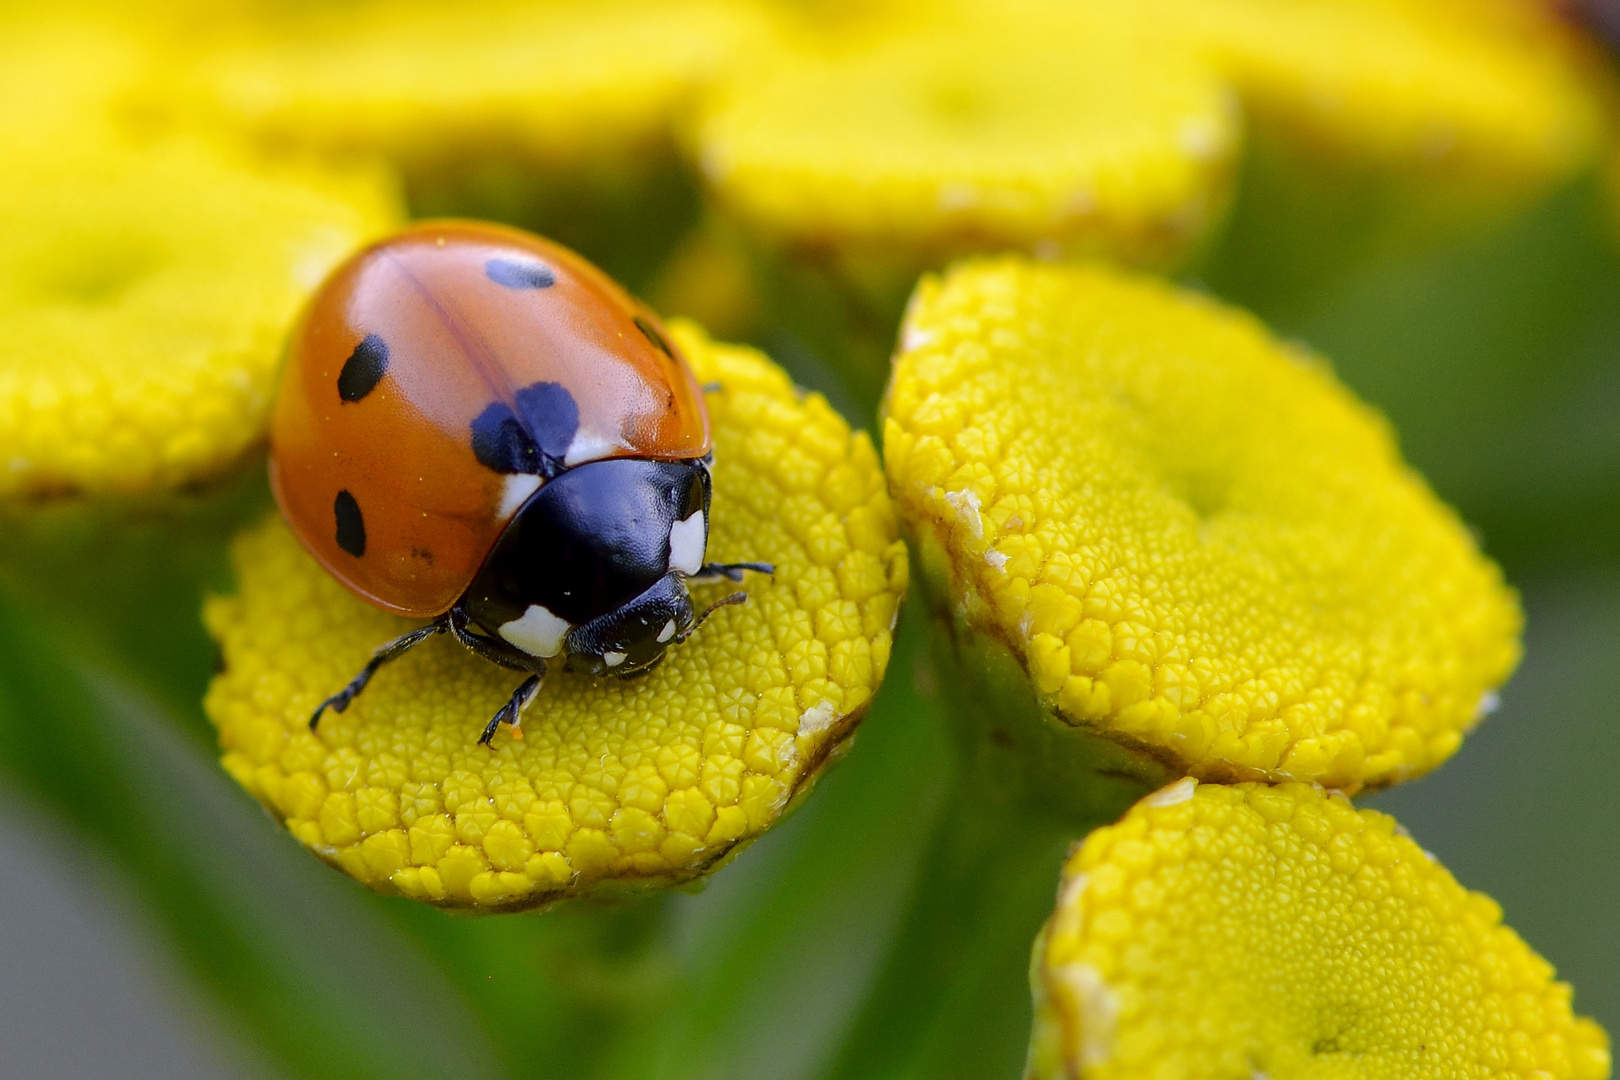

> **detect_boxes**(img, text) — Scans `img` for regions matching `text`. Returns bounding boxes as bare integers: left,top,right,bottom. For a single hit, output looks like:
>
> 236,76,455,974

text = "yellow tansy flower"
0,135,400,498
1178,0,1600,193
204,323,908,911
1028,780,1611,1079
696,0,1597,272
695,8,1238,271
192,0,769,172
884,258,1520,791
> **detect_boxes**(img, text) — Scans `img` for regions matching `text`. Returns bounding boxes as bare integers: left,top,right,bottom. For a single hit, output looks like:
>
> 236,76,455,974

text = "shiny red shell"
270,220,711,618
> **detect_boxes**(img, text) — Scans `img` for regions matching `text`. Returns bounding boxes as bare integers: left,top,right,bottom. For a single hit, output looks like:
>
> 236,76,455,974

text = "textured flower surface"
1028,780,1612,1079
885,258,1521,790
205,322,907,910
0,135,399,498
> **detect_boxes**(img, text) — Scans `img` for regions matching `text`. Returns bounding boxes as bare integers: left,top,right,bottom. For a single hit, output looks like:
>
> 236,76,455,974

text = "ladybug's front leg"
310,621,448,729
479,668,545,746
689,561,775,584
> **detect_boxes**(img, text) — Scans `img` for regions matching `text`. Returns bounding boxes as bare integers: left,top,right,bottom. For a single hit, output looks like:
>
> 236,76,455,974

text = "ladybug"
270,220,771,745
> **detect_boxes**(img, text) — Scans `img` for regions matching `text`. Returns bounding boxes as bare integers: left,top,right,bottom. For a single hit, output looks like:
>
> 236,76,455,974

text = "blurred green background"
2,36,1618,1080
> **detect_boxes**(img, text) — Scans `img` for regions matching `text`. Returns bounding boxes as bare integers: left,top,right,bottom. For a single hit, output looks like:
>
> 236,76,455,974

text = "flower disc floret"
1028,780,1611,1079
695,8,1237,269
204,323,907,911
0,136,400,498
884,258,1520,790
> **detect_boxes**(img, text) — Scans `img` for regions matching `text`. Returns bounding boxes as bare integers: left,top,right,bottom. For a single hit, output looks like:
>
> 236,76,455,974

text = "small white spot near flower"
1177,117,1222,160
496,473,542,521
943,489,983,538
657,619,676,643
901,325,935,353
1476,691,1501,718
1053,963,1117,1068
603,650,626,667
984,547,1008,570
938,182,979,210
668,510,706,575
798,699,838,736
1050,872,1090,940
499,604,570,658
1145,777,1197,807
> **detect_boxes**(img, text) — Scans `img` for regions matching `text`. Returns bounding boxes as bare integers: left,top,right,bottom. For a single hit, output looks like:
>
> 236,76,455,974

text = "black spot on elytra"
486,257,556,290
334,490,366,557
470,381,580,477
337,334,388,402
634,315,675,359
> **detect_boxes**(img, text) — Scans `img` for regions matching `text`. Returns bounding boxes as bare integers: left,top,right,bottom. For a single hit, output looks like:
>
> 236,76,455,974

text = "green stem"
807,338,1178,1072
822,620,1162,1080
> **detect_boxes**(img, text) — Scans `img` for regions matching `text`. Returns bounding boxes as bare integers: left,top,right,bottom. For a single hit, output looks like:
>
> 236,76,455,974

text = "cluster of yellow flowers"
1,0,1612,1075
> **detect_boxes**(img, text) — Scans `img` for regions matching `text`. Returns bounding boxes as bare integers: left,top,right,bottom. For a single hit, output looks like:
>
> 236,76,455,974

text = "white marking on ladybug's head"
563,429,620,467
603,650,627,667
668,510,706,576
657,619,676,643
497,473,542,521
499,604,570,658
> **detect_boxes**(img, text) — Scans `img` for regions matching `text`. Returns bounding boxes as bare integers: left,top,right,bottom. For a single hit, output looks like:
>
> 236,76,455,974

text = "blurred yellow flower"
1179,0,1601,192
190,0,770,172
1028,780,1611,1079
696,7,1238,271
885,258,1520,791
204,323,908,910
0,134,399,498
0,17,157,144
696,0,1599,273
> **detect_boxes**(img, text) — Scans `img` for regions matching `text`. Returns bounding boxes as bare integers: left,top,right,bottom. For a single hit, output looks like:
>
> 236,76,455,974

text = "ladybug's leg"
478,669,545,747
676,591,750,643
447,608,534,672
311,621,446,729
690,561,775,584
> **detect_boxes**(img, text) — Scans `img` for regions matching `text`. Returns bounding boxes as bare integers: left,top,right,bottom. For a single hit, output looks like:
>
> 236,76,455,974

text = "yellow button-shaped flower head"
696,8,1238,271
1028,780,1611,1079
0,136,400,498
195,0,767,172
884,258,1520,791
205,323,907,911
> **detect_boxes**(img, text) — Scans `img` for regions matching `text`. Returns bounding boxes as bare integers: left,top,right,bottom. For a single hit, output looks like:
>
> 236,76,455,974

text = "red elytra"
270,219,711,619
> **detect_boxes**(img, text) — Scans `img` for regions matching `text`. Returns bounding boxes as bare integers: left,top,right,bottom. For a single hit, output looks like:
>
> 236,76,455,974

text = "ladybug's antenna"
678,591,748,642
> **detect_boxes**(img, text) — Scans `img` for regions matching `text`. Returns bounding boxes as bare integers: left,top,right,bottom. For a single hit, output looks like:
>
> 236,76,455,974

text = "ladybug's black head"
561,573,697,677
459,457,712,669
